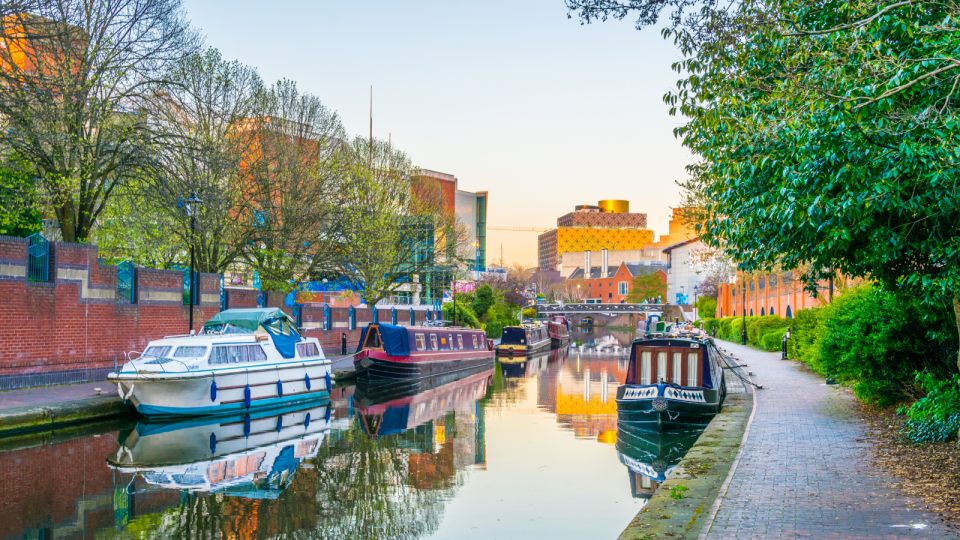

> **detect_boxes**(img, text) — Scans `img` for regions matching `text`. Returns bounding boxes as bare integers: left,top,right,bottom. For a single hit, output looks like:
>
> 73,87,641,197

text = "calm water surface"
0,328,699,540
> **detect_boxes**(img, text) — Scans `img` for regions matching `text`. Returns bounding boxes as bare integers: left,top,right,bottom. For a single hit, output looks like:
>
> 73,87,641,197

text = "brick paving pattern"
704,340,954,540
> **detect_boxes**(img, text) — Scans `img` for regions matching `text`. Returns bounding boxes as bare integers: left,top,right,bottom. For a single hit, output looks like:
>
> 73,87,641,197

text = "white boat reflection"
107,403,331,498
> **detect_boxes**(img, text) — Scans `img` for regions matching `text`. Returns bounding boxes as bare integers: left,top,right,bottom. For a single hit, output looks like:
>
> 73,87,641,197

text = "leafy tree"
0,157,41,237
569,0,960,369
472,284,495,318
0,0,199,243
625,272,666,303
696,296,717,319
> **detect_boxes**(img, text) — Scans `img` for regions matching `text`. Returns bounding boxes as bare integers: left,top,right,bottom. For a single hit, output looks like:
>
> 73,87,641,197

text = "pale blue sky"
183,0,691,266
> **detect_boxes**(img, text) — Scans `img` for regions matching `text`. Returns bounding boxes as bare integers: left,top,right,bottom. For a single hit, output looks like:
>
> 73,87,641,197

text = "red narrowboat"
547,316,570,348
354,323,495,379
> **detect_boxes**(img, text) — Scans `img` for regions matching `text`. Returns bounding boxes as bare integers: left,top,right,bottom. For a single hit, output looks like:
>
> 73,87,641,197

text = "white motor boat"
108,308,332,417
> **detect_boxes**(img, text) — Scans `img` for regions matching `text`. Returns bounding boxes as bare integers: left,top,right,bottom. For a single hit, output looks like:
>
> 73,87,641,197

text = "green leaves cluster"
0,156,41,237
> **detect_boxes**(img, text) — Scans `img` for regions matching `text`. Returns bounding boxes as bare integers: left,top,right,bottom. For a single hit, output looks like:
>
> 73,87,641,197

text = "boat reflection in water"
616,423,703,499
107,403,330,497
354,365,494,438
498,345,568,379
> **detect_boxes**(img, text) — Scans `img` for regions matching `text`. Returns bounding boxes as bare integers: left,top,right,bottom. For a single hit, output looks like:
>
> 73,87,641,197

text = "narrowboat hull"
496,338,551,357
615,382,724,431
353,363,494,402
550,334,569,348
354,348,495,379
108,360,332,418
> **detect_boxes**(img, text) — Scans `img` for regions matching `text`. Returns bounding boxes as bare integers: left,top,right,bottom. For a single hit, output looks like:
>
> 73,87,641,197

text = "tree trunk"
952,296,960,372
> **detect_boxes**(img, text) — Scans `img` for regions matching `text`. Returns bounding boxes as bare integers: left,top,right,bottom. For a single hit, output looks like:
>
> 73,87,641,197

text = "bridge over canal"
537,303,665,327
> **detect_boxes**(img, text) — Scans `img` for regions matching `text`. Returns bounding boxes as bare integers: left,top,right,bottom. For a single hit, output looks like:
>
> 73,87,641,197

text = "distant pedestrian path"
703,340,953,539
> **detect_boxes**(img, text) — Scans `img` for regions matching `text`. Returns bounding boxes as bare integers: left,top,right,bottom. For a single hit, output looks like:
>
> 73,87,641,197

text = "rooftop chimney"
601,248,609,278
584,250,591,279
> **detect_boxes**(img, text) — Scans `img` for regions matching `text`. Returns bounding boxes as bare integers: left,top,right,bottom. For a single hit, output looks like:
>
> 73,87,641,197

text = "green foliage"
472,285,495,318
806,286,957,407
760,327,788,352
484,321,504,339
442,301,480,329
0,158,41,238
522,307,537,319
747,315,789,345
699,318,719,335
696,296,717,319
626,273,666,303
669,485,687,500
903,373,960,443
787,308,824,366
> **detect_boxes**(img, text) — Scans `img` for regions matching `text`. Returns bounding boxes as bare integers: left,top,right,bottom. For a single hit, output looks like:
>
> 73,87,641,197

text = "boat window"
687,353,699,387
296,342,320,358
640,351,652,385
472,335,478,348
657,352,667,383
143,346,172,359
673,352,682,384
416,333,426,350
210,345,269,365
174,346,208,358
457,335,463,349
449,334,455,350
431,334,438,350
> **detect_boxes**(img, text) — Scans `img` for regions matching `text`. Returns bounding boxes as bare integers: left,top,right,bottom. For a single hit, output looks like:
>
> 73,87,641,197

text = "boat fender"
305,373,311,390
244,385,251,409
304,412,311,429
209,433,216,453
210,381,217,402
243,414,251,437
277,380,283,397
276,415,283,433
325,371,332,392
325,403,331,423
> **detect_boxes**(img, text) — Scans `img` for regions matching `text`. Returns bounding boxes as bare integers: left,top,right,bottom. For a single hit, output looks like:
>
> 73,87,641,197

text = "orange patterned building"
715,272,843,319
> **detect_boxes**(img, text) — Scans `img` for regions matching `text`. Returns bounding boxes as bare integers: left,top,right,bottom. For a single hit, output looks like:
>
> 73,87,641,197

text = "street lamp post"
741,277,747,345
693,284,699,317
185,192,203,335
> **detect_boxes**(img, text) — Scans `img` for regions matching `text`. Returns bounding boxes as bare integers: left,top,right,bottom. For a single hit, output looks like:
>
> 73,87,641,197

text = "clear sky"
182,0,691,267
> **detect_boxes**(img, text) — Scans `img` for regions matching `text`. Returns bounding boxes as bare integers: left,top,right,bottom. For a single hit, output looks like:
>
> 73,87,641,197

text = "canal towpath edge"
617,348,755,540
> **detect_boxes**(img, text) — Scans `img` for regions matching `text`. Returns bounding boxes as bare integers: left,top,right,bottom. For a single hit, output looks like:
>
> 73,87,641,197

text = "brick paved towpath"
702,340,954,540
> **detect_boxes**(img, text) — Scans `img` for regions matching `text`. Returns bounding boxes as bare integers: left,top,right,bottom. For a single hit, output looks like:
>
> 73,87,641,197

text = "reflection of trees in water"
570,328,634,347
481,361,529,410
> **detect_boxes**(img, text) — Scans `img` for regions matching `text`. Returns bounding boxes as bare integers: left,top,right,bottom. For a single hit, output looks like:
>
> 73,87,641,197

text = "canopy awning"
203,308,295,332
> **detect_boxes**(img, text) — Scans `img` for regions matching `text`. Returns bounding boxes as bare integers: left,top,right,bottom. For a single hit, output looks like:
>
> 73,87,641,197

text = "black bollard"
341,332,347,355
782,327,791,360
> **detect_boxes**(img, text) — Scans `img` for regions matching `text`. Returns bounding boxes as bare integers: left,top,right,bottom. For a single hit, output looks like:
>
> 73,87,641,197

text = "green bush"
700,318,719,335
696,296,717,319
472,285,495,318
810,285,958,407
903,373,960,443
760,327,788,352
484,321,504,339
443,301,479,328
748,315,789,345
787,307,823,365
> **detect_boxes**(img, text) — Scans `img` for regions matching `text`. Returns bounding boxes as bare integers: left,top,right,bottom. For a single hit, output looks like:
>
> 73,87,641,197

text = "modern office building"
415,170,488,272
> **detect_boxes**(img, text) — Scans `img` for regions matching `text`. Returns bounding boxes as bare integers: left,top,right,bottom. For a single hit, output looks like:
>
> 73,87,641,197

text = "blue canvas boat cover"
356,323,411,356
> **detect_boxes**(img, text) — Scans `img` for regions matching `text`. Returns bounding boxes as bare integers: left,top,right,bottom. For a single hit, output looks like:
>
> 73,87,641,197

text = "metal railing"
26,233,49,282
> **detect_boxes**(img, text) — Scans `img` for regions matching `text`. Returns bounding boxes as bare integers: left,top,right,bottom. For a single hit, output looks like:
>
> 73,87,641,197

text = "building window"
618,282,628,295
608,292,613,299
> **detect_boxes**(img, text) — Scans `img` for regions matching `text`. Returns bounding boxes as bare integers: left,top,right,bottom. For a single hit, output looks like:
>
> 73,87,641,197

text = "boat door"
361,325,384,351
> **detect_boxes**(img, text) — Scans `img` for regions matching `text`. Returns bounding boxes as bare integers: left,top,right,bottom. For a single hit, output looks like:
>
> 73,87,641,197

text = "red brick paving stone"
702,341,954,540
0,382,117,410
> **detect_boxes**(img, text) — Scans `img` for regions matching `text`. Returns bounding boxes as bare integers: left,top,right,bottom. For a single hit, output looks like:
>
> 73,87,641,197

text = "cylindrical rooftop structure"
598,200,629,213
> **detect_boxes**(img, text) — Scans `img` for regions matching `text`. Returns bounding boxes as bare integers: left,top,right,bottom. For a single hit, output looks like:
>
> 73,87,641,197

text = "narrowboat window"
415,333,426,350
296,342,320,358
640,351,652,385
143,346,172,359
687,353,699,386
449,334,455,350
472,335,478,348
431,334,438,350
174,346,207,358
657,352,667,383
210,345,268,365
673,352,682,384
457,335,463,349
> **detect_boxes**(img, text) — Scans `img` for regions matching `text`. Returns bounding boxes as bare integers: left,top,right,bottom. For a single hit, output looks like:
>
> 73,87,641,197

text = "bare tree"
0,0,199,242
329,139,469,306
240,80,348,292
95,48,261,272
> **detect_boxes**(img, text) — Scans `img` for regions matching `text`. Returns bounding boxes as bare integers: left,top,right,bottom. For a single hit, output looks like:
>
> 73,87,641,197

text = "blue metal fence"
182,268,197,305
256,292,266,308
293,305,302,328
220,275,226,311
117,261,135,303
26,234,49,282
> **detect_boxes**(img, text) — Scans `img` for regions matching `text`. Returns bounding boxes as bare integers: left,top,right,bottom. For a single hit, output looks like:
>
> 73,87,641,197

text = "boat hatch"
362,325,384,351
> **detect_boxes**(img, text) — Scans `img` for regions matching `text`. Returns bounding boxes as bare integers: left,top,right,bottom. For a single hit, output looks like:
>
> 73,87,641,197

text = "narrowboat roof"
357,323,486,356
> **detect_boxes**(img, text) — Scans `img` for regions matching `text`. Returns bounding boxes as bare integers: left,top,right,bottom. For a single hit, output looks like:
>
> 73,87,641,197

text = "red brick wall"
582,264,666,303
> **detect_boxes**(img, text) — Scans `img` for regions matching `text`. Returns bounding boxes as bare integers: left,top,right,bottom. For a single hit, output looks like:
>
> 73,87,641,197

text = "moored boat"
615,335,725,431
353,323,494,379
547,316,570,348
496,322,551,357
108,308,332,417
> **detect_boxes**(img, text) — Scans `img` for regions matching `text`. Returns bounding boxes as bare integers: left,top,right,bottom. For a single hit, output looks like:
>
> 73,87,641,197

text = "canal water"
0,328,702,540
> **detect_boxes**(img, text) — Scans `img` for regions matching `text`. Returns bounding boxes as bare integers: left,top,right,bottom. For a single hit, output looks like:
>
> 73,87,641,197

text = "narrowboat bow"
616,335,725,430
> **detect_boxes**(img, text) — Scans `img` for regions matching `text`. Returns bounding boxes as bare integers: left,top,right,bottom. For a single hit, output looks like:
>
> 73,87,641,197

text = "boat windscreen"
501,327,527,345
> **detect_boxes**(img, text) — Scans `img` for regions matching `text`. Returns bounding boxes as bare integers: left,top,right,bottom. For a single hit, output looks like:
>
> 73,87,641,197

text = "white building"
663,237,708,317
